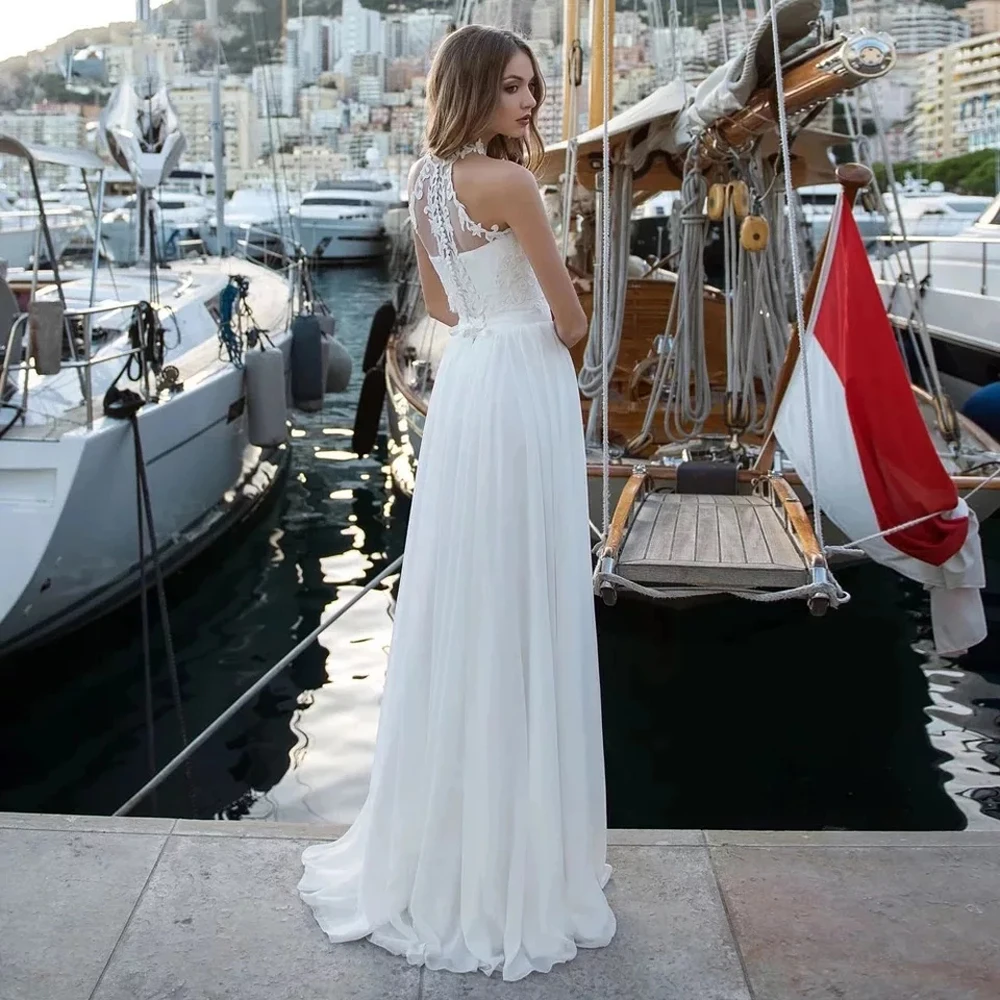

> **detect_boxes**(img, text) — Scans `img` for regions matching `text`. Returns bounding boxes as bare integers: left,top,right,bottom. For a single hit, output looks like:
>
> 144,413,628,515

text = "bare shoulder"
447,156,541,231
465,159,539,221
480,158,536,193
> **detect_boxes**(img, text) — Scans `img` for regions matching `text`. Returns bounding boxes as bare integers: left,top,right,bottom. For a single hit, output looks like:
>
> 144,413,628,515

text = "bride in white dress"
298,24,616,981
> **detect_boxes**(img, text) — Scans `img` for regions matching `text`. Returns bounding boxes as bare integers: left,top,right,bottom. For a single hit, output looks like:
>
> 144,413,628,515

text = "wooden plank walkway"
618,492,810,589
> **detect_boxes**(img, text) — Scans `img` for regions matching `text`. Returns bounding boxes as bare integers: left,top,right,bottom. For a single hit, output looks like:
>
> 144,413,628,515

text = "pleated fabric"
298,306,617,981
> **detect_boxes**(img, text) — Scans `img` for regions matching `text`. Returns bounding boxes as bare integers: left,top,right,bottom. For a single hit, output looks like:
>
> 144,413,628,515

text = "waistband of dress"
452,307,552,337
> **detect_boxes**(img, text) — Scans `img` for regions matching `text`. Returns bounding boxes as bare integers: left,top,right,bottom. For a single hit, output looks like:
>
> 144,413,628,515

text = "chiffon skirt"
298,310,616,981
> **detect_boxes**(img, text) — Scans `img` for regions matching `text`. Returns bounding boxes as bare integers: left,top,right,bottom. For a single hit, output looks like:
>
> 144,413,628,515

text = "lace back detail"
409,142,505,326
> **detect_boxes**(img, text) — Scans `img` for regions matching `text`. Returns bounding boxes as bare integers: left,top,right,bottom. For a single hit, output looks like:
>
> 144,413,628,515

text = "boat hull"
0,222,76,269
877,275,1000,408
0,343,292,657
291,216,388,262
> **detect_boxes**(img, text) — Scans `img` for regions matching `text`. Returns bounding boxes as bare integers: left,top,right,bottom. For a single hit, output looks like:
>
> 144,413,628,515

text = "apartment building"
170,75,259,173
914,30,1000,160
960,0,1000,37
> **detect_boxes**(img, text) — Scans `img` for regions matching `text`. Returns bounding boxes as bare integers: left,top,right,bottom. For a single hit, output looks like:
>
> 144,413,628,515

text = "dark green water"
1,264,999,830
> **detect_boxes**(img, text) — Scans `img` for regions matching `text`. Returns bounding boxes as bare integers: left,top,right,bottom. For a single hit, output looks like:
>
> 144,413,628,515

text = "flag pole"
752,162,873,473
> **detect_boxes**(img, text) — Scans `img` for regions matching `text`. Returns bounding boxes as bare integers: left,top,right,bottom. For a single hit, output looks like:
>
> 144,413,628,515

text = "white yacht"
205,184,299,264
289,177,399,262
100,189,212,263
0,30,349,655
796,182,888,250
885,185,994,238
874,190,1000,406
0,168,89,269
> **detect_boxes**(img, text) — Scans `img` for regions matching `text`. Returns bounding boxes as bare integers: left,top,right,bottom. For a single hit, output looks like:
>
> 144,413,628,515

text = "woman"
299,24,616,981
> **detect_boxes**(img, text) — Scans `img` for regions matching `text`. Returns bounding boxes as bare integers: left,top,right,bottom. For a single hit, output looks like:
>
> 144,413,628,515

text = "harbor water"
1,265,999,831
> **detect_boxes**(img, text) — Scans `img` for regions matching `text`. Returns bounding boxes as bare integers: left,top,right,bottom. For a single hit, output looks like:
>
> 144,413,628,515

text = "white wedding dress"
298,142,616,981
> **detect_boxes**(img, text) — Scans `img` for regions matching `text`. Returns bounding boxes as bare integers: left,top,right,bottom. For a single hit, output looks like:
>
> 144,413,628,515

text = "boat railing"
2,298,153,432
229,222,305,270
0,208,83,233
874,233,1000,298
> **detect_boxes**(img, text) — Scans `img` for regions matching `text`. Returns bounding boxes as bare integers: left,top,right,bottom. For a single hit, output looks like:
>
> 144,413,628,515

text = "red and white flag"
773,191,986,655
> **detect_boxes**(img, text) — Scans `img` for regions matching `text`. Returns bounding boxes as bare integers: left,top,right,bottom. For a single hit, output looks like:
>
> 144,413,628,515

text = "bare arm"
408,161,458,327
500,165,589,348
413,235,458,327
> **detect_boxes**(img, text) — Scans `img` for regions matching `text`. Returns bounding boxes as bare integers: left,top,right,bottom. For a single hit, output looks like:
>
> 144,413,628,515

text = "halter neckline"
431,139,487,163
456,139,487,159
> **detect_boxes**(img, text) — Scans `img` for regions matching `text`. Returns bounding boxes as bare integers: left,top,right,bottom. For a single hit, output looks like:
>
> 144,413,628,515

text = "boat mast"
207,0,227,250
587,0,614,128
136,0,150,259
561,0,582,140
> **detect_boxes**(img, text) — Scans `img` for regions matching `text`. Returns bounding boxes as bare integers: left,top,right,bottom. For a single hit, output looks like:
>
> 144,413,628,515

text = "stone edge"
3,814,999,848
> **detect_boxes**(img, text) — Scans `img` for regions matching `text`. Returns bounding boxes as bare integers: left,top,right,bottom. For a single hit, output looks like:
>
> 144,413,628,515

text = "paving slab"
88,833,421,1000
0,827,168,1000
420,845,751,1000
711,844,1000,1000
5,813,999,1000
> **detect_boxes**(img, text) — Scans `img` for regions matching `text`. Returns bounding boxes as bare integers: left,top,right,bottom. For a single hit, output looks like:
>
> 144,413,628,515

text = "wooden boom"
703,32,896,156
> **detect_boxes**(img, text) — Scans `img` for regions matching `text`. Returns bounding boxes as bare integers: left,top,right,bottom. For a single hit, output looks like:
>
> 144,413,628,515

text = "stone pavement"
1,813,998,1000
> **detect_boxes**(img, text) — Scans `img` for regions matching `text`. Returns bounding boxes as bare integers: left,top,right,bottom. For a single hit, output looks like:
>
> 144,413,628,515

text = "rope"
662,147,711,441
131,410,197,815
825,461,1000,556
724,189,737,404
769,0,824,549
727,157,793,435
631,274,680,449
596,571,851,607
114,552,405,816
579,163,632,412
218,279,244,367
601,0,611,539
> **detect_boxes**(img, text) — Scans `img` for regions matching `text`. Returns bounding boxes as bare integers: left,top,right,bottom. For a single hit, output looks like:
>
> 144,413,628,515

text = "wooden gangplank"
598,469,829,609
618,492,810,590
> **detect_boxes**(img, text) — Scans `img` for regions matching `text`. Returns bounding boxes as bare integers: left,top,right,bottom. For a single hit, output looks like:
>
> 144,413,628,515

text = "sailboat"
361,0,1000,621
0,2,347,657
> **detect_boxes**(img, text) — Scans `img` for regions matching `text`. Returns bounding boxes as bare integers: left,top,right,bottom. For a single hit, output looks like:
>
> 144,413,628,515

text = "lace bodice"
409,142,549,334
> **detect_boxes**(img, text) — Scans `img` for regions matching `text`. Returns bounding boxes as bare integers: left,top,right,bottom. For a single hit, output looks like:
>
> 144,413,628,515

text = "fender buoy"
352,365,386,457
361,301,396,373
245,347,288,446
290,313,324,412
325,336,353,393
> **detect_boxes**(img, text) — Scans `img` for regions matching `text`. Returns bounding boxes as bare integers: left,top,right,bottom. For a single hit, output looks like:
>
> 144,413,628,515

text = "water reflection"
0,263,999,831
245,581,396,825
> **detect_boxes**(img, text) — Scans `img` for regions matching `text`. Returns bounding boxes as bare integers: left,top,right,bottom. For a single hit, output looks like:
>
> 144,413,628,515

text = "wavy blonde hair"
424,24,546,172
